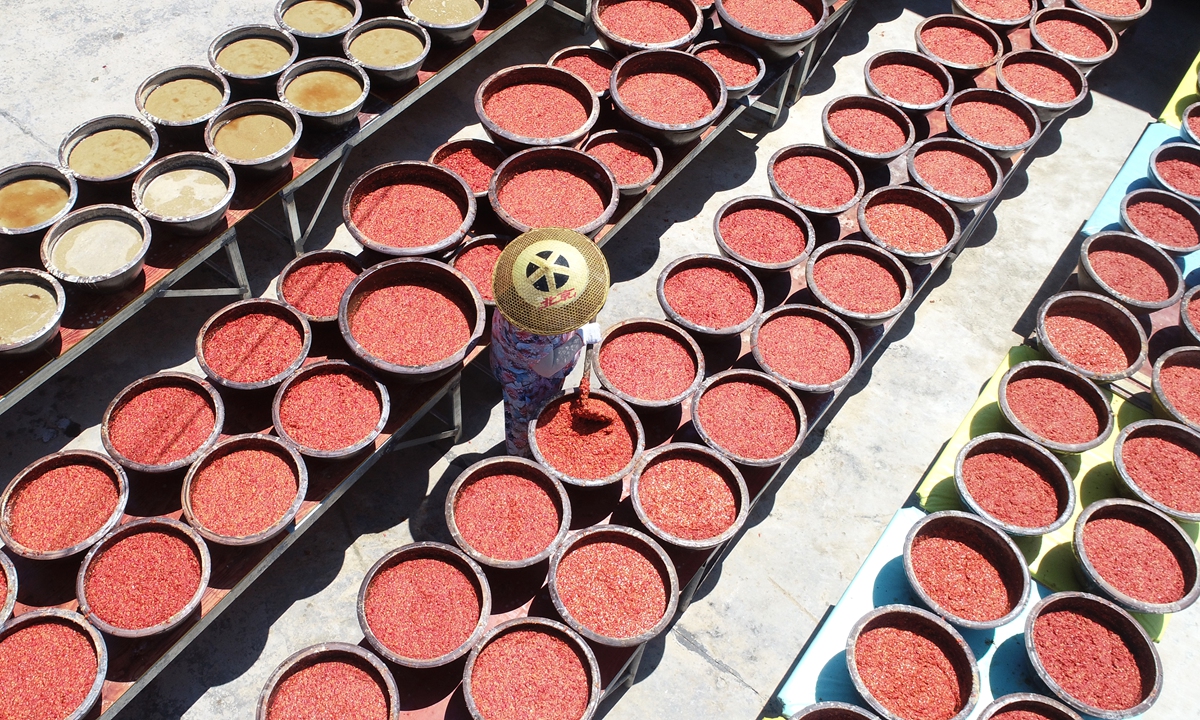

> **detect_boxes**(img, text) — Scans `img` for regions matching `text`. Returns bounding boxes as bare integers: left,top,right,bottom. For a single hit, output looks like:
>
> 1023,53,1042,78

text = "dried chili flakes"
535,396,634,479
364,557,480,659
554,53,616,95
854,617,965,720
1155,157,1200,197
555,539,667,638
719,206,808,264
991,709,1058,720
598,330,696,401
484,83,589,139
455,241,504,302
773,154,857,209
869,63,945,106
278,369,381,451
1122,433,1200,513
497,167,606,230
618,72,714,124
920,25,995,66
598,0,693,44
1089,248,1170,302
84,528,202,630
757,312,852,386
1042,308,1132,374
722,0,816,35
827,107,907,154
1159,357,1200,425
267,659,389,720
202,311,303,383
812,251,903,315
1125,200,1200,249
663,265,756,329
1188,114,1200,142
696,46,760,88
454,471,560,561
950,100,1033,147
436,145,505,195
7,461,119,552
190,446,298,538
910,523,1016,621
864,199,950,253
639,454,737,540
1032,608,1144,710
1076,0,1142,16
1036,19,1109,59
697,380,797,459
281,259,359,319
108,384,215,466
1003,61,1079,104
1083,516,1186,604
351,180,464,248
961,0,1029,20
961,450,1060,528
1190,296,1200,330
913,149,994,199
0,618,98,720
1005,375,1101,445
470,628,590,720
586,137,656,187
350,282,472,366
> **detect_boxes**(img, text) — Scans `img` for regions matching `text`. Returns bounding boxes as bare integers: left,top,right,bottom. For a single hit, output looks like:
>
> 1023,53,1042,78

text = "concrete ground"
2,0,1199,718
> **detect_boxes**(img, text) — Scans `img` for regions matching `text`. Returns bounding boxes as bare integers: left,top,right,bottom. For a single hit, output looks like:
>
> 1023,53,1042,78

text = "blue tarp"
773,507,1135,720
1079,121,1200,286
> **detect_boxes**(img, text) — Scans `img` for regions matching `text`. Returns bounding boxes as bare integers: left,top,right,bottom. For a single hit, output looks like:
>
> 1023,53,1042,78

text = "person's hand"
532,332,583,378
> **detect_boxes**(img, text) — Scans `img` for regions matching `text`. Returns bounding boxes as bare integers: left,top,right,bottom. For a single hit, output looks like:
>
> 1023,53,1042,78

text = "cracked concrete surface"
2,0,1199,718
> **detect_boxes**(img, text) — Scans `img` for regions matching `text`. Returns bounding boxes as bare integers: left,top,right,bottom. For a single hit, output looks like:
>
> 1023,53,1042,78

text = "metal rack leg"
282,191,303,255
246,211,293,246
386,376,464,452
787,0,858,107
449,377,463,443
676,556,711,614
547,0,591,31
788,48,816,106
749,63,796,129
224,237,252,299
773,64,795,129
282,143,354,257
161,232,252,299
624,644,646,689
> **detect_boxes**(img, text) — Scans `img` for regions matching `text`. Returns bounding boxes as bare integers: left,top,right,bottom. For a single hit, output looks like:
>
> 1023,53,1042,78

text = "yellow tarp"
914,346,1200,641
1160,48,1200,127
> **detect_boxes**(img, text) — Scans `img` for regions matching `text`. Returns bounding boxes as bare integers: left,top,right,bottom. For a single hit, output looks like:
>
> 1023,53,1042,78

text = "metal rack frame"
97,6,865,713
0,0,862,424
589,10,1126,699
0,232,250,417
273,0,862,256
0,0,549,421
674,113,1073,619
94,370,466,719
274,0,555,254
12,1,873,715
590,0,860,248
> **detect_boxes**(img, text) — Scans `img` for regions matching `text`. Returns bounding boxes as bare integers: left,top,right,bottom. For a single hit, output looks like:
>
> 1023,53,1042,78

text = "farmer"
489,228,609,457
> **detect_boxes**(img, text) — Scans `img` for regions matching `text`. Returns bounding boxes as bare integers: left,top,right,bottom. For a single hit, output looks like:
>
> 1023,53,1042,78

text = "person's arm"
531,331,582,377
530,323,599,378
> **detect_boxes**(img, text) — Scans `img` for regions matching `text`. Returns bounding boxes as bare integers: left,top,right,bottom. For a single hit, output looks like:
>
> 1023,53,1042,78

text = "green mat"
914,346,1200,641
1159,48,1200,128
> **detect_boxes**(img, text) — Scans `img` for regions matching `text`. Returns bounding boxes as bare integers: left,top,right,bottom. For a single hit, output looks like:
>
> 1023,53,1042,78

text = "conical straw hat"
493,228,610,335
